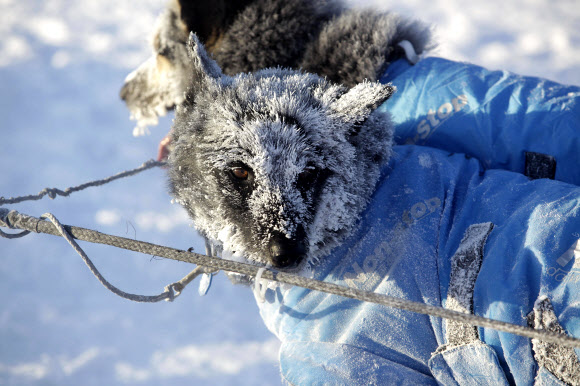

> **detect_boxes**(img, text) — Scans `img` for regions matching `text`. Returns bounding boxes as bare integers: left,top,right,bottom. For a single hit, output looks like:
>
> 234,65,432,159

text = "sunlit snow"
0,0,578,385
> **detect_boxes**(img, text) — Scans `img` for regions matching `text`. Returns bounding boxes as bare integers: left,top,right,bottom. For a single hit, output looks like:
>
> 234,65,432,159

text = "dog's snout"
120,82,131,101
268,231,306,269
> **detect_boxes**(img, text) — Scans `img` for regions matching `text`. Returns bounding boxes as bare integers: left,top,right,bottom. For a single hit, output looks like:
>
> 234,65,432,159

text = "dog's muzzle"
268,229,306,269
119,81,133,102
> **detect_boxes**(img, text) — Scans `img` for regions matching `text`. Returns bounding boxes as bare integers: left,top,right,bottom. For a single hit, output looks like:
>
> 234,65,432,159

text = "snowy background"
0,0,578,384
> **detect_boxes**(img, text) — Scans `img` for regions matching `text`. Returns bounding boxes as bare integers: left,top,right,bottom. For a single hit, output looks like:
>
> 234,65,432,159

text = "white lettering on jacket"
406,95,469,144
342,196,442,288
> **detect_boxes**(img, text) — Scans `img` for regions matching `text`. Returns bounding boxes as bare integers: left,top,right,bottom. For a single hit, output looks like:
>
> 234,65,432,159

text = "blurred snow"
0,0,578,385
0,0,160,69
0,339,280,384
115,339,280,382
356,0,580,85
1,0,577,83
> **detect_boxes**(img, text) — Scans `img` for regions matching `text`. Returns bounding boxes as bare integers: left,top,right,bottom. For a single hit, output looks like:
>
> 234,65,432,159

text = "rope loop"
38,212,191,303
0,227,30,239
0,208,31,238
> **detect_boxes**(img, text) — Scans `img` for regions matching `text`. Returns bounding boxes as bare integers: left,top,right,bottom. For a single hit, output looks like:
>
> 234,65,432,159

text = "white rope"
254,267,269,303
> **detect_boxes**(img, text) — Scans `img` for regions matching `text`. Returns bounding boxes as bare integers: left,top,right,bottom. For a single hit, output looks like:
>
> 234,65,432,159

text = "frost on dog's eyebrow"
280,115,300,127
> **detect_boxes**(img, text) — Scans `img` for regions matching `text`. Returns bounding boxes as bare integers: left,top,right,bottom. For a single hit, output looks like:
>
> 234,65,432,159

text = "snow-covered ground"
0,0,578,385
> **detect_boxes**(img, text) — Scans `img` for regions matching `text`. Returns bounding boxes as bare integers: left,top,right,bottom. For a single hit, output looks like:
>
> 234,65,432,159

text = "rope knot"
0,209,32,239
164,284,177,302
47,189,58,199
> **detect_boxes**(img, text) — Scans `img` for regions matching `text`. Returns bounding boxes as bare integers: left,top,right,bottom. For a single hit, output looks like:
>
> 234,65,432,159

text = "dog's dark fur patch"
121,0,432,133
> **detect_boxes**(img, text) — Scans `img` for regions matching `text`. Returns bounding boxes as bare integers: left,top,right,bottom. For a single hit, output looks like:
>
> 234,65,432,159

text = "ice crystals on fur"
168,33,395,269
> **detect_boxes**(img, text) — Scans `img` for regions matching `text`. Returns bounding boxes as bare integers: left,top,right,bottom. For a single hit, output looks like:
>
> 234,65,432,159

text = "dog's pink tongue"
157,131,173,162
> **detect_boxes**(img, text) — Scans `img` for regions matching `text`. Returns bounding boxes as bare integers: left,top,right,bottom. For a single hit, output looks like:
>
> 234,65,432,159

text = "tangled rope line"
1,162,580,349
0,159,165,206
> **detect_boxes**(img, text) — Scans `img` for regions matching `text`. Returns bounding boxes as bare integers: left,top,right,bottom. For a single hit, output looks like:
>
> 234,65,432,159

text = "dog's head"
119,0,258,136
168,33,395,269
120,0,191,136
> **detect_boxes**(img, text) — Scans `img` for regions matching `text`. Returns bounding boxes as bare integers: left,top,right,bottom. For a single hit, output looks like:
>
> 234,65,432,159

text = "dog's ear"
187,32,223,83
329,81,395,130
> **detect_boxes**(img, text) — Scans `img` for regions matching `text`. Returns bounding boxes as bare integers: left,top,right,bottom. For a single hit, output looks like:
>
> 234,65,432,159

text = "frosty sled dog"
121,0,579,186
166,34,580,385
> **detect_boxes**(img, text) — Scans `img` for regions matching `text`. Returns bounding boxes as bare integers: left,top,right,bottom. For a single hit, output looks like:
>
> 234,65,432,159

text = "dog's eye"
158,46,172,59
231,167,249,180
297,167,318,187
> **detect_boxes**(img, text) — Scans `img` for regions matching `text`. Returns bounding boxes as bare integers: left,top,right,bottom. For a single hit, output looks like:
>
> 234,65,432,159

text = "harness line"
0,159,165,206
1,161,580,349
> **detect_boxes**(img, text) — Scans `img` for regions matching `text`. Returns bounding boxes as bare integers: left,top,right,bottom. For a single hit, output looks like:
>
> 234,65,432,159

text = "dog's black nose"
268,231,306,269
119,82,131,101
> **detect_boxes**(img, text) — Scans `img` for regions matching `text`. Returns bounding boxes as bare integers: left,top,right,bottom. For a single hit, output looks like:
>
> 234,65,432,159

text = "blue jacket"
378,57,580,186
257,145,580,385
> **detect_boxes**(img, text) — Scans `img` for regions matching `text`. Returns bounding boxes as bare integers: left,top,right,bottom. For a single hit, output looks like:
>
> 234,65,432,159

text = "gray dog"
168,33,395,269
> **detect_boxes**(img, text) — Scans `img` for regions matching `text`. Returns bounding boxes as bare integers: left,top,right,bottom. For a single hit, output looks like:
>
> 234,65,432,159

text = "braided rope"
41,212,180,302
0,159,165,206
2,208,580,349
0,208,205,303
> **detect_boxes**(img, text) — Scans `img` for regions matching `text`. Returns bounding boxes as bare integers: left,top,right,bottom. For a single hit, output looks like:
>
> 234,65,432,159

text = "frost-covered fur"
120,0,431,134
168,34,394,268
